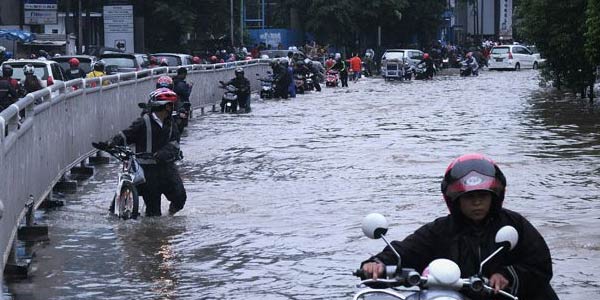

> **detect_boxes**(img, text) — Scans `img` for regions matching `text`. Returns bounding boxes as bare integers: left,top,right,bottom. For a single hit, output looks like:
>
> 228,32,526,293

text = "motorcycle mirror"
479,226,519,275
137,102,147,109
0,199,4,220
361,213,402,263
361,213,388,239
495,226,518,250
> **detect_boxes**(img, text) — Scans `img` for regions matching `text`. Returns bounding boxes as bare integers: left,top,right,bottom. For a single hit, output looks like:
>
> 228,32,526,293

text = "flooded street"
5,69,600,299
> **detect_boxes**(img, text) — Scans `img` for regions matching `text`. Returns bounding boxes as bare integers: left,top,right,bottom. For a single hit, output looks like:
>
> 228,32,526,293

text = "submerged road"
5,69,600,299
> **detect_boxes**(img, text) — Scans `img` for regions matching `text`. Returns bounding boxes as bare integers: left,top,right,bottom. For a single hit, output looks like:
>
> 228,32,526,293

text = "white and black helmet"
23,64,35,75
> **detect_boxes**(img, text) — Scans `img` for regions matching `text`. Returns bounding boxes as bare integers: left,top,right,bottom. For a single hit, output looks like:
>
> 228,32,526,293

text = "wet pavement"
4,69,600,299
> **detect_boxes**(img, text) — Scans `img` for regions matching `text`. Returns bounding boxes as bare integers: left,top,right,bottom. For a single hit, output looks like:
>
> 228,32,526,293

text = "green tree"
585,0,600,67
517,0,594,98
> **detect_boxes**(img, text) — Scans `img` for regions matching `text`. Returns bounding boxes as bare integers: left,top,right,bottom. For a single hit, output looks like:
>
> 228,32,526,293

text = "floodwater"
4,69,600,299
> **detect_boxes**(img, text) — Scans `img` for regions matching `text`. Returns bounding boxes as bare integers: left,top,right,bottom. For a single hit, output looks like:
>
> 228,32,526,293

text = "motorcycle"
353,213,520,300
414,63,429,80
294,73,307,94
326,69,339,87
304,72,315,92
460,61,479,77
173,102,192,133
257,72,275,99
219,83,238,113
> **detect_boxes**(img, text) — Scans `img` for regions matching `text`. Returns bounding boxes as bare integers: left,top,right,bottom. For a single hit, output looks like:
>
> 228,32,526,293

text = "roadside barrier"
0,59,271,283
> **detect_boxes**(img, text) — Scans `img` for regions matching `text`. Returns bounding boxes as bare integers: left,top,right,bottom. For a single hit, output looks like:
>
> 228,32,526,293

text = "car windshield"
154,55,181,66
101,57,136,68
491,47,510,54
384,52,405,60
5,63,49,81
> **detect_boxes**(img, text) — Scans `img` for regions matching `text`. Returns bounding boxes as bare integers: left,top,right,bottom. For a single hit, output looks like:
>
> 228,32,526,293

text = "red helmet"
441,153,506,213
69,57,80,67
156,75,173,89
192,56,201,64
423,53,430,59
210,56,218,63
148,88,177,107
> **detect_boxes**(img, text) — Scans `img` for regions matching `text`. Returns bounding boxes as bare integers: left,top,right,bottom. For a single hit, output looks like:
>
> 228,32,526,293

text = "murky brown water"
4,69,600,299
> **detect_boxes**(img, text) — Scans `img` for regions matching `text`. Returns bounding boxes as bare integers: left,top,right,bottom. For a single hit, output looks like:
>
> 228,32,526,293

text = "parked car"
1,59,66,88
99,53,149,74
488,44,543,70
151,53,194,66
51,55,97,74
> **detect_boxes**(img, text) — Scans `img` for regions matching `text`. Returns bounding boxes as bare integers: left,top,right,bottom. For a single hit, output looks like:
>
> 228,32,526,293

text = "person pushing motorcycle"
361,154,558,300
94,88,187,217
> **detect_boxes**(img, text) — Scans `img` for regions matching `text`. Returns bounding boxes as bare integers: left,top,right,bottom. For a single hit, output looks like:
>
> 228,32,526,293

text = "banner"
24,0,58,25
103,5,134,53
499,0,513,39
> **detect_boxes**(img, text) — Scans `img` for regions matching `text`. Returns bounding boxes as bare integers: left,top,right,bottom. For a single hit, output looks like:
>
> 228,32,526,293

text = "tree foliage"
585,0,600,67
516,0,595,95
140,0,445,53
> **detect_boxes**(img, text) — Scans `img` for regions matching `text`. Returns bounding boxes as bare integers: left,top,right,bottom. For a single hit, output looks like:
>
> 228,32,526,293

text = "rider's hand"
362,262,384,280
489,273,509,293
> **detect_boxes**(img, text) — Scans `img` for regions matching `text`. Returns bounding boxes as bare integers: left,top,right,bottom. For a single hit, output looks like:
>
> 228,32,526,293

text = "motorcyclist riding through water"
220,67,251,113
361,153,558,300
462,52,479,76
417,53,435,79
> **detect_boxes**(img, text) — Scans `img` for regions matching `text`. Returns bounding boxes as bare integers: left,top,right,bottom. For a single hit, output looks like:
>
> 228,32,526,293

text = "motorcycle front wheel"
114,182,139,220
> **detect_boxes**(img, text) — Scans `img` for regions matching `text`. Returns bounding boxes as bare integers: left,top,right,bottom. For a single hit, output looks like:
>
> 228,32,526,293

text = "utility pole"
230,0,234,47
239,0,244,46
78,0,83,54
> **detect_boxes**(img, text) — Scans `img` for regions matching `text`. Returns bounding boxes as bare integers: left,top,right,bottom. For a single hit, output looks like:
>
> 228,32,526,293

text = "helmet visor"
445,159,497,183
445,172,502,201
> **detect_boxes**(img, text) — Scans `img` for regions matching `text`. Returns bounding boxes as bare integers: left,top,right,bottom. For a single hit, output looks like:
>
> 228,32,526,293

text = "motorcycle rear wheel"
114,182,139,220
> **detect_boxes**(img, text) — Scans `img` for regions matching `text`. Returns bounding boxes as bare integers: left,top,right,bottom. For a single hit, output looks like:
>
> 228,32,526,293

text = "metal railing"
0,59,271,283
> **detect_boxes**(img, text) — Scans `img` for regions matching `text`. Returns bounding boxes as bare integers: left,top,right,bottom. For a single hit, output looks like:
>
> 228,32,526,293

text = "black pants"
138,163,187,216
276,81,289,99
340,71,348,87
311,75,321,91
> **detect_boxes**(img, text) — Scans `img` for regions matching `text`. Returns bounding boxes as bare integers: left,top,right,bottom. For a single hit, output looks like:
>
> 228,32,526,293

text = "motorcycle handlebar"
355,265,517,300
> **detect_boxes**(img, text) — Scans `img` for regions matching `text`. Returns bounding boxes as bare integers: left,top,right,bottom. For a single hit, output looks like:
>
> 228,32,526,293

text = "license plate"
495,58,503,62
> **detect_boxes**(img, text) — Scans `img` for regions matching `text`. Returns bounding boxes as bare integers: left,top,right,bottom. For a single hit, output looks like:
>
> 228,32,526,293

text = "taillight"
47,76,54,86
508,52,513,59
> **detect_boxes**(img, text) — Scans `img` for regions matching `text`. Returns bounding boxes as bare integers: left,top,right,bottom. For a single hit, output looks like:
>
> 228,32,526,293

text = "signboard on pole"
24,0,58,25
499,0,513,40
103,5,134,53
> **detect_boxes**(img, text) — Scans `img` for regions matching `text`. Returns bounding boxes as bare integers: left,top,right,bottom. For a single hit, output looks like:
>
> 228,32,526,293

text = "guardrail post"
18,195,48,242
52,174,77,194
89,150,110,165
39,191,64,209
4,238,30,279
70,160,94,180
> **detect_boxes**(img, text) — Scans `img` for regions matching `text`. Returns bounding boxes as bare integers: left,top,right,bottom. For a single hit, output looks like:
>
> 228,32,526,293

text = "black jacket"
65,68,86,80
225,77,251,95
363,209,558,300
111,113,181,165
0,77,18,111
173,78,191,103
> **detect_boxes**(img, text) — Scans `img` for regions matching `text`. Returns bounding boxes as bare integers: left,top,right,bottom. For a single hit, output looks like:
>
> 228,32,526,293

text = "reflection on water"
5,70,600,300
